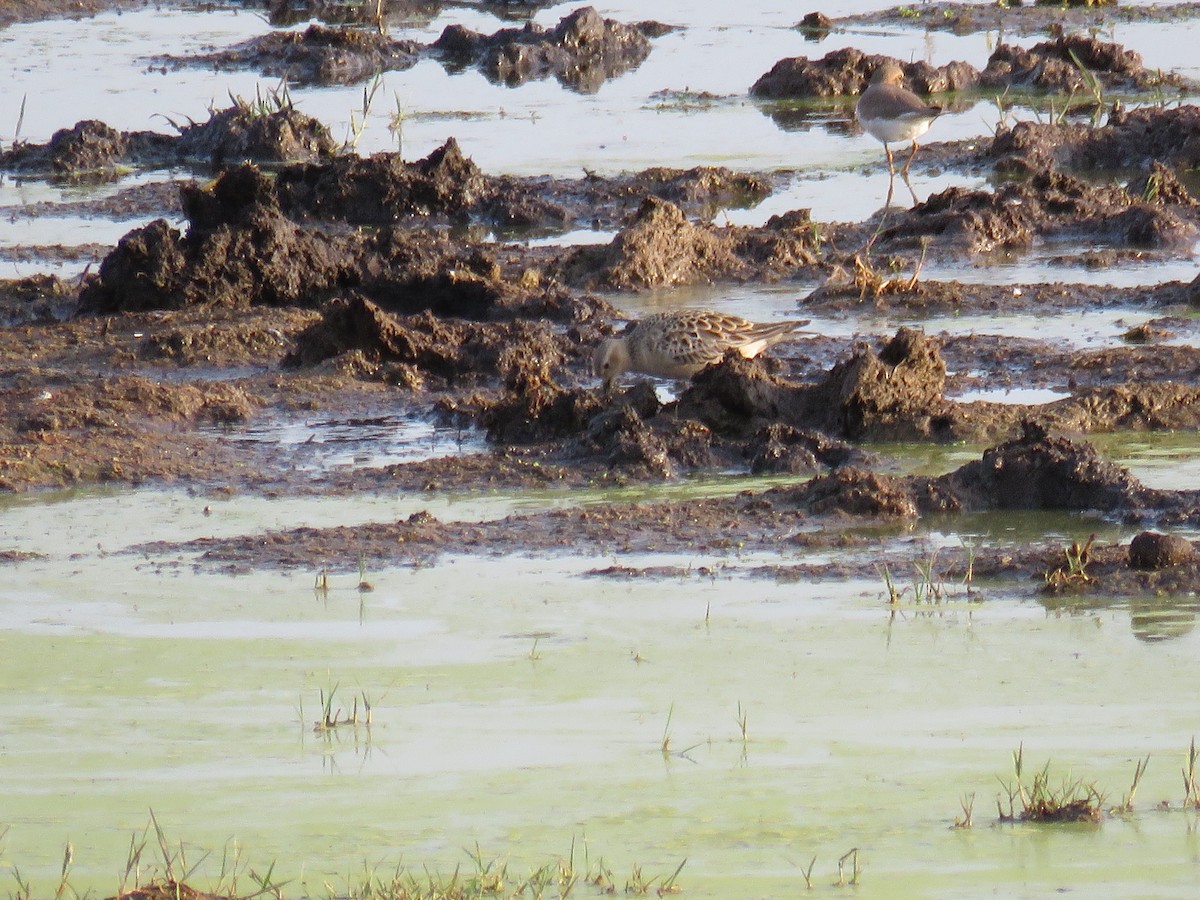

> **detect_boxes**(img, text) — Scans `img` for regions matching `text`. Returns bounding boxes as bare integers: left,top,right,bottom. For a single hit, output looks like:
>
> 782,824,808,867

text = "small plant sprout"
1067,47,1105,110
836,848,860,886
799,855,817,889
528,637,542,661
954,792,975,828
958,534,981,595
736,701,749,744
344,71,384,153
1183,736,1199,808
912,549,944,604
315,566,330,598
1043,533,1097,591
905,237,930,291
53,842,73,900
661,703,674,757
660,857,687,895
11,864,31,900
357,553,373,592
248,859,289,900
877,560,906,604
1117,754,1150,813
388,92,407,158
12,94,26,151
314,682,373,731
119,826,148,895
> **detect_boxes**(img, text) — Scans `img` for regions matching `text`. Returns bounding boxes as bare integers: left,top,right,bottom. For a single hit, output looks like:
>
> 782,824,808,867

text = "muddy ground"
2,0,1200,604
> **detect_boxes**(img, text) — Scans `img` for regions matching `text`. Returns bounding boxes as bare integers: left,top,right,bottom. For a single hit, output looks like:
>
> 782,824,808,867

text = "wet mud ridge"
2,2,1200,599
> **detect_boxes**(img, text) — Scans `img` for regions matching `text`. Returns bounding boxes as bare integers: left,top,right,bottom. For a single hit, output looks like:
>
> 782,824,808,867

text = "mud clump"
283,294,584,394
567,384,725,478
1128,531,1196,569
163,23,422,84
751,34,1190,101
990,107,1200,177
560,197,821,290
978,33,1181,92
0,120,138,179
751,47,977,98
173,100,337,167
949,424,1148,513
748,424,859,475
433,6,659,92
889,171,1197,255
810,327,950,440
0,106,335,178
0,275,77,325
568,197,743,288
272,138,486,224
77,162,567,319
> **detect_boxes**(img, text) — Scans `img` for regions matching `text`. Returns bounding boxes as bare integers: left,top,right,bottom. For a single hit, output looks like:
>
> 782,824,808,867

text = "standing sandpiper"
592,309,810,390
855,63,942,188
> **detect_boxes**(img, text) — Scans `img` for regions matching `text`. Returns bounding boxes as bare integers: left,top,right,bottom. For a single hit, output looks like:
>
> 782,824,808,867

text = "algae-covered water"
4,486,1200,897
3,0,1200,897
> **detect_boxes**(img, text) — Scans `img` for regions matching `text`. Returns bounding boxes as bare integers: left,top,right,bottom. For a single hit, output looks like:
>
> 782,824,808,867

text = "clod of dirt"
888,171,1198,255
747,423,861,474
12,375,253,434
432,6,659,92
837,1,1180,40
979,33,1185,93
560,197,743,289
948,423,1148,513
161,23,422,84
0,275,77,325
673,353,805,436
272,137,486,224
991,107,1200,178
751,47,978,98
1128,531,1196,569
0,105,335,178
810,327,949,440
78,161,572,318
283,294,579,392
791,467,926,518
172,100,337,166
751,35,1191,101
1127,162,1200,209
0,120,135,179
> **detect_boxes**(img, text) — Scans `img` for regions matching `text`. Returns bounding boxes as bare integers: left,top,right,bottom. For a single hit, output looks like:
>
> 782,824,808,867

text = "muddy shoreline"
2,1,1200,601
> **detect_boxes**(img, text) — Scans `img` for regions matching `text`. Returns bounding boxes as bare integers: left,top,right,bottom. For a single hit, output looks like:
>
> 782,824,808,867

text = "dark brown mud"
0,105,336,178
159,6,667,91
162,23,423,85
751,35,1193,100
137,431,1200,601
2,17,1200,595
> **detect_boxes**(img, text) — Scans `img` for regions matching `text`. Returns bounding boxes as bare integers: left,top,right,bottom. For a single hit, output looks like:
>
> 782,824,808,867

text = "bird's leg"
901,168,918,206
884,143,897,179
901,139,919,177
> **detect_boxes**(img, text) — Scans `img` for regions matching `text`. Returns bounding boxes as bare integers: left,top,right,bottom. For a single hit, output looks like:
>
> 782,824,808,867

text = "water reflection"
1041,593,1200,643
1130,600,1199,643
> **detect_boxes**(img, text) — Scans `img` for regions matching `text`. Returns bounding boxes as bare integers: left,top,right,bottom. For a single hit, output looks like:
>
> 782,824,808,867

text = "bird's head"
592,338,629,389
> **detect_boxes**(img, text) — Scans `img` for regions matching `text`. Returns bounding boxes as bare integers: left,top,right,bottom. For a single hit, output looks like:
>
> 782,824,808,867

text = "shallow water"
3,1,1200,896
4,501,1200,897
